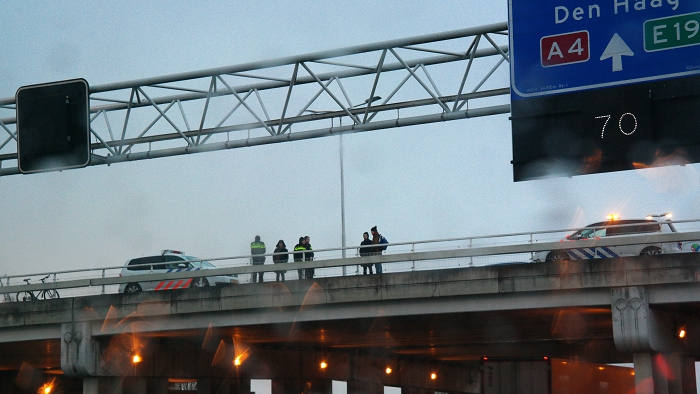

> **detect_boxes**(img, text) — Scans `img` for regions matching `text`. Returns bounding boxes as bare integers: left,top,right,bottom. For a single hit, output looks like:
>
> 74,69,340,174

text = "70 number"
595,113,638,139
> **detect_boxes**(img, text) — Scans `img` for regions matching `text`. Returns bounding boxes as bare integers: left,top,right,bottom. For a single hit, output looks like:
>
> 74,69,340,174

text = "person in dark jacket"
273,240,289,281
359,232,373,274
304,236,315,279
251,235,266,283
371,226,388,274
294,236,306,279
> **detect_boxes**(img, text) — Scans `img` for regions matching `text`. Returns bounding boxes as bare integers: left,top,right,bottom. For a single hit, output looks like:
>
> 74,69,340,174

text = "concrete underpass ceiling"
0,306,635,374
212,307,623,361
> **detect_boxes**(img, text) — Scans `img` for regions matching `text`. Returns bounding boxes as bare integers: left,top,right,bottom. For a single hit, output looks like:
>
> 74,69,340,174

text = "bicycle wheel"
16,291,33,302
42,289,60,300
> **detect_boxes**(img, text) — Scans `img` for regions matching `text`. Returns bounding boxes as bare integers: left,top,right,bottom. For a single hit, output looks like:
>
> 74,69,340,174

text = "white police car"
531,213,684,262
118,250,238,293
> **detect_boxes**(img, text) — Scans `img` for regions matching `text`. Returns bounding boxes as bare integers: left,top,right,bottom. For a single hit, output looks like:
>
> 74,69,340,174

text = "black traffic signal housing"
16,78,90,174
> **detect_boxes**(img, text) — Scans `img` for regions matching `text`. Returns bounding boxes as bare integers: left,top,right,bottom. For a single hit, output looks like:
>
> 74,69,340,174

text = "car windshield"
182,255,215,268
569,223,605,240
576,229,596,239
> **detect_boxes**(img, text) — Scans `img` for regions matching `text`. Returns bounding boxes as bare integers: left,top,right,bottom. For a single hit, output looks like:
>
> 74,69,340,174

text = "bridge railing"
2,218,700,301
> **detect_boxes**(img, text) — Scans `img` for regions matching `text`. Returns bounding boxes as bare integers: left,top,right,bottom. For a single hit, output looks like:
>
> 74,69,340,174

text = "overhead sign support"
0,24,511,177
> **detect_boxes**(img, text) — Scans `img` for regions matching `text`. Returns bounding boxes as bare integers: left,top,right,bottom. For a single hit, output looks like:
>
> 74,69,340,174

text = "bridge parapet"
2,226,700,300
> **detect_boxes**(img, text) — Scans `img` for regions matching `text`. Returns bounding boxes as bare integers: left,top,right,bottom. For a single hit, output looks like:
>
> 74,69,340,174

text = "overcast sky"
1,0,699,278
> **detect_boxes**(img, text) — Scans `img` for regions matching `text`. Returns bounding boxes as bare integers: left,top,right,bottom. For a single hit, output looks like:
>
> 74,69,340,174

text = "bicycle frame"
16,275,60,301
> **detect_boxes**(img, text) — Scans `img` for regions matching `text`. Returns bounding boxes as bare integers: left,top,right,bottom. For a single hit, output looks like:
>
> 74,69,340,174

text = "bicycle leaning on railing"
16,275,60,301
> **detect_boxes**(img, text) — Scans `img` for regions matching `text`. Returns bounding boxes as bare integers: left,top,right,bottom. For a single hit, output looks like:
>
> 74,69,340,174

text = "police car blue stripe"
600,246,619,257
565,250,579,259
577,248,596,259
566,250,581,259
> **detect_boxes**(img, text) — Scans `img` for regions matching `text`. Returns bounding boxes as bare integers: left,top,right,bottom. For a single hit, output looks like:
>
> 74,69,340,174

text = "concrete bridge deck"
1,253,700,393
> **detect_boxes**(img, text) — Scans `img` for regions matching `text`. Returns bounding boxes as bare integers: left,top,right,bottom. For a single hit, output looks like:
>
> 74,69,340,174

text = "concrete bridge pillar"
632,353,697,394
83,377,121,394
62,321,99,377
611,286,699,394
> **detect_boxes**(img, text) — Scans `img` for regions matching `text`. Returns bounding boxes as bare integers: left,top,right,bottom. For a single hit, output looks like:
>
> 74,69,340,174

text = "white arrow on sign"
600,33,634,72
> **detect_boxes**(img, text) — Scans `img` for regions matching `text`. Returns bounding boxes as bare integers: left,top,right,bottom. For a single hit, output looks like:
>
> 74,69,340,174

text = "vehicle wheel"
640,246,662,256
16,291,32,301
546,250,569,262
192,277,209,287
43,290,60,299
124,283,142,293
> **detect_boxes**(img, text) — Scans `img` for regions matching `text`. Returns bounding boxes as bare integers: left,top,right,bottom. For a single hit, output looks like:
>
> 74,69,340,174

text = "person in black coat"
273,240,289,281
359,232,373,274
294,237,306,279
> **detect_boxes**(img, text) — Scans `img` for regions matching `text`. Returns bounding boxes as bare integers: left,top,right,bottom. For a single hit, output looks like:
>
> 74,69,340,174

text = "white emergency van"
530,213,698,262
118,250,238,293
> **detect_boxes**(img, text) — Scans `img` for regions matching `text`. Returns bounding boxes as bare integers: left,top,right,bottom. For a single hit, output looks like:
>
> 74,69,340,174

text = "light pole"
340,124,347,273
339,96,380,270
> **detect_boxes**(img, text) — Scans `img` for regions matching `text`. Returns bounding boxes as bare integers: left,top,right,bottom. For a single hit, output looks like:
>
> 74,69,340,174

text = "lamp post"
339,96,380,265
308,96,381,273
340,124,347,273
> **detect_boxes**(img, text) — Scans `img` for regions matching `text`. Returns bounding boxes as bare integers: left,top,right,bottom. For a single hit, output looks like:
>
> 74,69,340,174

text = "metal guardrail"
2,219,700,300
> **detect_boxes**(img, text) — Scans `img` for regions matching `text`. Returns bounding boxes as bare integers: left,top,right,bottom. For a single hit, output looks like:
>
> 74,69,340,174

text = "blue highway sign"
509,0,700,99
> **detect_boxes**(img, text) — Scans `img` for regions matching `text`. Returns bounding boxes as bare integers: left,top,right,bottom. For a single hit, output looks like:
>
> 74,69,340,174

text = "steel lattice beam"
0,22,510,176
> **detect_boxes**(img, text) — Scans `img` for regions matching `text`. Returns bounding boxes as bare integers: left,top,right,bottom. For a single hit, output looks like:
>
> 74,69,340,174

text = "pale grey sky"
1,0,699,278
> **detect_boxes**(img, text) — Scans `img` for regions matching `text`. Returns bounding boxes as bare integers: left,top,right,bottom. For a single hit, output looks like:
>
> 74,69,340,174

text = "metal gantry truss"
0,22,510,176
